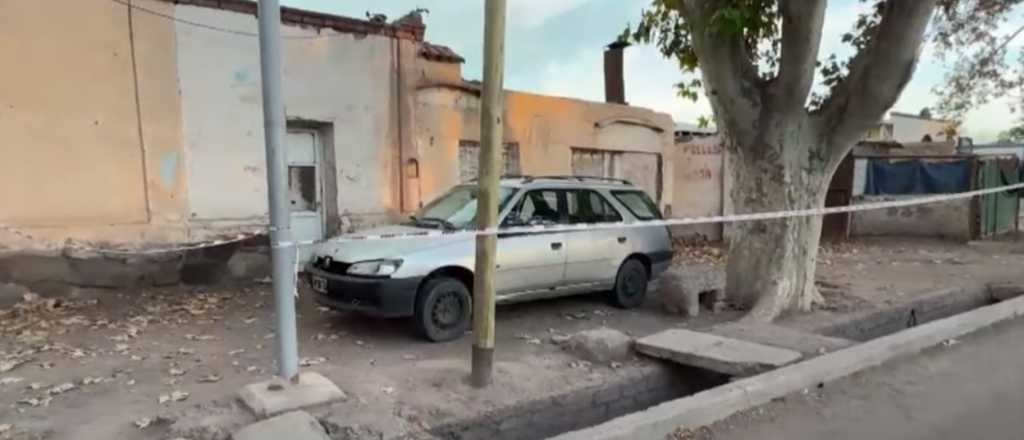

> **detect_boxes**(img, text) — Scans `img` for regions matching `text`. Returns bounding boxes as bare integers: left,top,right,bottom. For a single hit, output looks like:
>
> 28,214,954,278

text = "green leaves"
623,0,782,105
710,6,749,36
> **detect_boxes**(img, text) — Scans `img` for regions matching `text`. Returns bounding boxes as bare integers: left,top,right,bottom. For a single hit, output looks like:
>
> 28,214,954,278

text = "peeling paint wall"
173,5,403,235
890,113,953,143
0,0,187,248
851,196,973,241
669,136,724,240
0,1,675,253
413,71,674,210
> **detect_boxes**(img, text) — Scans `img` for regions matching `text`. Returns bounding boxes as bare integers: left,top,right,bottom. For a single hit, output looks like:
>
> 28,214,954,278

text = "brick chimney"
604,41,629,105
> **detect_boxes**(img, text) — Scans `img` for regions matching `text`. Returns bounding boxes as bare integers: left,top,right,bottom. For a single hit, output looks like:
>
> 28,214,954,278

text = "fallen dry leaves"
672,237,727,265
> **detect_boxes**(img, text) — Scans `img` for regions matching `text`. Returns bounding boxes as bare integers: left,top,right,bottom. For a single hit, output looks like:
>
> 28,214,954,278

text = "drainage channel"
428,283,1023,440
428,363,727,440
812,284,1020,341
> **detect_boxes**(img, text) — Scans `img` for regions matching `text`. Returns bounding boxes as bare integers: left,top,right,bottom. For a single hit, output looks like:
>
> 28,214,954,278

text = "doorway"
286,129,325,263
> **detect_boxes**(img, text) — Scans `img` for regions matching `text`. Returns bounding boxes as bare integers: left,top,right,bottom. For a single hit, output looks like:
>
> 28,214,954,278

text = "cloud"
287,0,1021,140
532,45,710,123
506,0,593,28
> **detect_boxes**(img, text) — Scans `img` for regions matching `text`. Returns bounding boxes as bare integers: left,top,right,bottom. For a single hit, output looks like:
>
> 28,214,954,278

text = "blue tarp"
864,159,971,195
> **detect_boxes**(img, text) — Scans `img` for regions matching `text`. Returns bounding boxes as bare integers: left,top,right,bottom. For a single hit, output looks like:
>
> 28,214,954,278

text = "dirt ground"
1,237,1023,440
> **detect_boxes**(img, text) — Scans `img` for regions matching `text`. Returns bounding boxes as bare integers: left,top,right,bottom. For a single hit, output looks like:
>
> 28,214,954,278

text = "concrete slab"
709,322,856,356
233,410,331,440
635,329,802,377
238,372,346,418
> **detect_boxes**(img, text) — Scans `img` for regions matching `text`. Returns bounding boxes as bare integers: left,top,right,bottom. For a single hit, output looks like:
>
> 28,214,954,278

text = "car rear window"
567,190,622,224
611,190,661,220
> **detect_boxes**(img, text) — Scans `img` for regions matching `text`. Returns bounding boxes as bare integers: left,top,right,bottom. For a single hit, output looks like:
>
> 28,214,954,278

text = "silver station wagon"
305,176,673,342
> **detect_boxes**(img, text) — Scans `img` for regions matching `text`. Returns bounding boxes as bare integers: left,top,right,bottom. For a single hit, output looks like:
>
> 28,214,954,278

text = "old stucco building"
1,0,674,285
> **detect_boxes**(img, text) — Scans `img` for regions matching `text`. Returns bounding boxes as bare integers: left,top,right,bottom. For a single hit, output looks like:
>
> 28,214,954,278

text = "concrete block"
709,322,856,356
635,329,802,377
233,411,330,440
238,372,346,418
228,251,271,279
563,327,633,363
657,265,725,317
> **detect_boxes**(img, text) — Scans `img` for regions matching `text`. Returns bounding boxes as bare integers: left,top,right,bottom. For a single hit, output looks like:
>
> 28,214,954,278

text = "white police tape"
299,181,1024,245
4,181,1023,254
0,226,263,256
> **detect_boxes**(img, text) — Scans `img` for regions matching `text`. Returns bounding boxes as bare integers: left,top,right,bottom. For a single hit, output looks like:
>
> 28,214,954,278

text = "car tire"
609,258,648,309
414,276,472,342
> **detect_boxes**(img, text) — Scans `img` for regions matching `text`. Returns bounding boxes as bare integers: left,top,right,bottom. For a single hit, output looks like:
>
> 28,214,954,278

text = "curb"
548,293,1024,440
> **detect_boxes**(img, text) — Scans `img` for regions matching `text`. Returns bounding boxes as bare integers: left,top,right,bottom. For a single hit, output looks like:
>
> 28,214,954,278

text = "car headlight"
347,260,403,277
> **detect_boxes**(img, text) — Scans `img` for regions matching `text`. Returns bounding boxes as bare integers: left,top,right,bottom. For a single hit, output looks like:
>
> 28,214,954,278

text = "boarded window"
288,165,317,212
459,141,521,182
571,148,661,202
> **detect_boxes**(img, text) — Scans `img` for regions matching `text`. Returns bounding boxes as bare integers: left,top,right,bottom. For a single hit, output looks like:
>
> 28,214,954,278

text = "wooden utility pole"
471,0,507,388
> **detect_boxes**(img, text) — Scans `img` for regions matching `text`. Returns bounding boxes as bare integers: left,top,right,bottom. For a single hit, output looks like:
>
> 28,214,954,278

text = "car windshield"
411,185,517,229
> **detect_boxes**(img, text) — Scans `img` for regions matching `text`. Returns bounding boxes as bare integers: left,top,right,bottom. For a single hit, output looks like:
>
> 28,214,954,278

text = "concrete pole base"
238,371,346,418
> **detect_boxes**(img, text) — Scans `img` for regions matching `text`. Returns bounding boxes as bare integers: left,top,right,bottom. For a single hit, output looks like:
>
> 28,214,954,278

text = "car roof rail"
470,175,634,185
468,174,528,183
523,175,633,185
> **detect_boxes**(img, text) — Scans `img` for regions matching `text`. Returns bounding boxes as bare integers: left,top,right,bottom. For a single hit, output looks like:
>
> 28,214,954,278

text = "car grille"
313,256,350,275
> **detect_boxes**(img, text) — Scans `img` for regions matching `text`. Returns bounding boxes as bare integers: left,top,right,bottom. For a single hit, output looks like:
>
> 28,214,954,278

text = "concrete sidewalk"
697,318,1024,440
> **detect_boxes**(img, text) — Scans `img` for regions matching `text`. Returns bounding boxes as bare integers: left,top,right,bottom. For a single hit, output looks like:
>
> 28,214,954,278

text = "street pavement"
700,318,1024,440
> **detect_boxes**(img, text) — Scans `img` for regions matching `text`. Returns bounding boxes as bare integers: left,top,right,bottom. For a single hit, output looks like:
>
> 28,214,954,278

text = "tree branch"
770,0,827,113
815,0,938,155
679,0,763,144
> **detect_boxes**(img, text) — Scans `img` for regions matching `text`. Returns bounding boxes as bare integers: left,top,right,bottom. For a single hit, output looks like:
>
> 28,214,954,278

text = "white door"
286,130,324,263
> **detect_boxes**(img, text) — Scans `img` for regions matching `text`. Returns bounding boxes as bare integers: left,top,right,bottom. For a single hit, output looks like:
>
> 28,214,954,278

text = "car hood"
314,224,470,262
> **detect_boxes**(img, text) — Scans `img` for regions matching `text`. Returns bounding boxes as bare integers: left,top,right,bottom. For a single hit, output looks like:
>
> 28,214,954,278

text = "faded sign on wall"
670,135,724,240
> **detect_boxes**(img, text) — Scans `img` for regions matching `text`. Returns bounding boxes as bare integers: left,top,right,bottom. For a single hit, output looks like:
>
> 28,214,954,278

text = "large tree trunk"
724,130,834,322
671,0,937,322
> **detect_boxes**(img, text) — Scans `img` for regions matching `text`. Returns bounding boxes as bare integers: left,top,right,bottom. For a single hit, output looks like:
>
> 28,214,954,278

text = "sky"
285,0,1022,142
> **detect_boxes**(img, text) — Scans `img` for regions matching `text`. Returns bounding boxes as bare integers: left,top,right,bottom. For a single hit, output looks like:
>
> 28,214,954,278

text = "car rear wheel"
609,258,648,309
414,276,472,342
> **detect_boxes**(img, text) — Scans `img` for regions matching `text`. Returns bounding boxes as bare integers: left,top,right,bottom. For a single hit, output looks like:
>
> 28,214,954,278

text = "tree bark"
723,122,835,321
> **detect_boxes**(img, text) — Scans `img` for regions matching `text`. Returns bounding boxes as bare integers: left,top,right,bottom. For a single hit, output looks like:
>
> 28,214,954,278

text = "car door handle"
617,237,627,244
550,242,563,251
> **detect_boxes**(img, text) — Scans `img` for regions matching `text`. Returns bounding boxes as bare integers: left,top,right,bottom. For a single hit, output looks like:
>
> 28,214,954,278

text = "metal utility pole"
471,0,507,388
258,0,300,382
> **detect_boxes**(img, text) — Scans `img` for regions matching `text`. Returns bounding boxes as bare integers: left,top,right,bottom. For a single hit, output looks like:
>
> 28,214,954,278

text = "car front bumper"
304,265,423,318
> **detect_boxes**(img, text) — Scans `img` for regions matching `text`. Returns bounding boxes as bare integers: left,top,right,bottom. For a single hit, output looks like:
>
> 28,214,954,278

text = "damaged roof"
161,0,426,41
420,42,465,64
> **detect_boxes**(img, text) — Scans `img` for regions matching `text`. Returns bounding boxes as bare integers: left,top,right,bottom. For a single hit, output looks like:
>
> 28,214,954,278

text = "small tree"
998,125,1024,142
626,1,1018,321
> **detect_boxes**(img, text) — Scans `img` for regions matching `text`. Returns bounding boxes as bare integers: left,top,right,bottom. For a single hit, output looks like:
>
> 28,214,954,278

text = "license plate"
311,276,328,293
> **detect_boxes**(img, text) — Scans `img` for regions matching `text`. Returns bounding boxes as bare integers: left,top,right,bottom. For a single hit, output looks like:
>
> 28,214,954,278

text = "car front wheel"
609,258,648,309
414,276,472,342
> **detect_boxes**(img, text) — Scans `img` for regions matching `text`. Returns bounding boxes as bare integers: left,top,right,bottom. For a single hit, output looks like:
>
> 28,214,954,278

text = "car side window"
567,190,623,224
611,190,662,220
504,190,563,227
